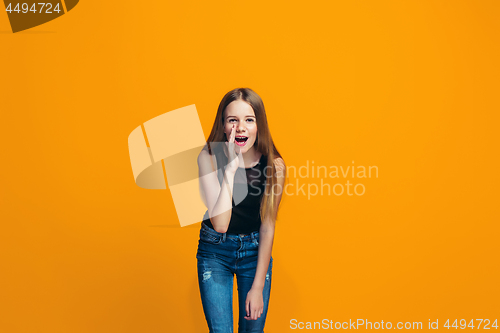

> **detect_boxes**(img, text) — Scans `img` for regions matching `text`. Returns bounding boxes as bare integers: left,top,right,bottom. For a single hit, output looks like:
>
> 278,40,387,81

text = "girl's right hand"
225,124,241,174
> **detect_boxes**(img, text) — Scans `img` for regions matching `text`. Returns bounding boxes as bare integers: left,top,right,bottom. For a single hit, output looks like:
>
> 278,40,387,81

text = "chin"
240,143,255,154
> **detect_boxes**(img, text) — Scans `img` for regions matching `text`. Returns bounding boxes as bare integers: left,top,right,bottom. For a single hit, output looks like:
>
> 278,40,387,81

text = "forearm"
209,170,235,233
252,221,275,291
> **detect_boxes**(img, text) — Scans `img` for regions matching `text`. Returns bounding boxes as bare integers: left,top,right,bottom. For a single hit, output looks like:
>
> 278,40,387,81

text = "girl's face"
224,100,258,154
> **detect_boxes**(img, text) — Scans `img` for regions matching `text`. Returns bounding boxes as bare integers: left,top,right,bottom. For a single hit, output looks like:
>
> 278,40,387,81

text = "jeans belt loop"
222,232,226,243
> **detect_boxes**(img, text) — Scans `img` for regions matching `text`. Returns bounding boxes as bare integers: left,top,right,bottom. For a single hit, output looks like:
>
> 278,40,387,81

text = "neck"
241,147,261,168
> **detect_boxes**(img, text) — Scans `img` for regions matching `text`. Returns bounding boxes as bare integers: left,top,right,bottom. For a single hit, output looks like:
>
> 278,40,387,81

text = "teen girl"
197,88,286,333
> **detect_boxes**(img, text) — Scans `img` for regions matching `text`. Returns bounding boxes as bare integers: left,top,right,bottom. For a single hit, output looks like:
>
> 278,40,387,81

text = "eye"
246,118,255,122
228,119,237,123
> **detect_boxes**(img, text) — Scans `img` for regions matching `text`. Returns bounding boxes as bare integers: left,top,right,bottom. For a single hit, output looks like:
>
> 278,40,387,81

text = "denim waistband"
201,222,259,242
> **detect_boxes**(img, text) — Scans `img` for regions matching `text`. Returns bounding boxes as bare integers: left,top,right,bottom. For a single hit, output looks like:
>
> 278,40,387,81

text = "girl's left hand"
244,288,264,320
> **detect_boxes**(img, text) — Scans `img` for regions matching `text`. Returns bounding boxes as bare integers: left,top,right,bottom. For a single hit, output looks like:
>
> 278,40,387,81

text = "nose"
236,123,246,132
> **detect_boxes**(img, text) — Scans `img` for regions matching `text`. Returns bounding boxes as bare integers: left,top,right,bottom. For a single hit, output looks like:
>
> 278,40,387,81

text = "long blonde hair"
205,88,285,221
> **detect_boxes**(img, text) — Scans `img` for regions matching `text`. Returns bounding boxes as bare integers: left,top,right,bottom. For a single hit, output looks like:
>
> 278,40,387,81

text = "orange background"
1,1,499,332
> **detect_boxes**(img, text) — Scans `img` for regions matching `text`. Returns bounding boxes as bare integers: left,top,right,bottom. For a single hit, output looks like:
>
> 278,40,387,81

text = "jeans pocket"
200,229,222,244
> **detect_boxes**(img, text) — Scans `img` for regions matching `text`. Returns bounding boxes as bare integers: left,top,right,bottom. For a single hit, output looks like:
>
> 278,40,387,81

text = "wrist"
251,283,264,292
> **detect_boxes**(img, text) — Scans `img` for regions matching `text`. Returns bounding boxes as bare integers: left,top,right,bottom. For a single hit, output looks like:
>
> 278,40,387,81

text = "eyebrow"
227,115,256,118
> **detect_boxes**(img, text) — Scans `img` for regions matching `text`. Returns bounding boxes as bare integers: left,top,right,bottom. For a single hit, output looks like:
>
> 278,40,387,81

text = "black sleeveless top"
202,144,268,234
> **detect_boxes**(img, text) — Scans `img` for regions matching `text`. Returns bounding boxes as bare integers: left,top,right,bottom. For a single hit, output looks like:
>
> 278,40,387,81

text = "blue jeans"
196,222,273,333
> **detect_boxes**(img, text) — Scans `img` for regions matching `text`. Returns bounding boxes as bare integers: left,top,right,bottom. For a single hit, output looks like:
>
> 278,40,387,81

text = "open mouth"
235,137,248,146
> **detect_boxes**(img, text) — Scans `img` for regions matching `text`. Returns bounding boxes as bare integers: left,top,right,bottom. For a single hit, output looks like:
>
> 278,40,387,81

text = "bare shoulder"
198,147,217,172
273,157,286,173
197,147,209,163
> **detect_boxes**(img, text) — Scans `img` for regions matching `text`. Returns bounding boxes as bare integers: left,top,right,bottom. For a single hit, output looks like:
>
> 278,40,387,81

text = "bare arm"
245,157,286,320
197,125,240,233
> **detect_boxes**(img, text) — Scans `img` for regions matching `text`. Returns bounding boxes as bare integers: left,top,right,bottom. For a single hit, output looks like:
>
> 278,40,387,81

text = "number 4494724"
6,3,61,14
444,319,498,329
